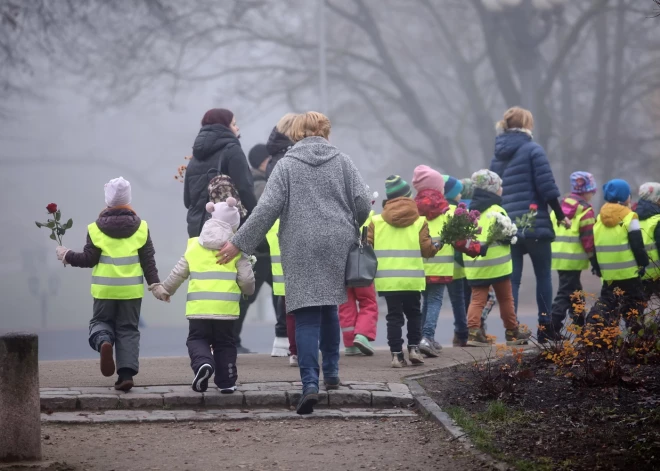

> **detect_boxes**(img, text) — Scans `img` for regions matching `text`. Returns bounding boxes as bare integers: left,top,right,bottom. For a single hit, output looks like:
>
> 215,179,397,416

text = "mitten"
149,283,171,302
56,246,70,265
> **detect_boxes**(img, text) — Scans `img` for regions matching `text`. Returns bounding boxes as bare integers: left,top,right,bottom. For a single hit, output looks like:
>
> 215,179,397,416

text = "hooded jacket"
636,199,660,253
184,124,256,238
64,207,159,285
490,131,563,240
595,203,649,274
229,136,371,313
161,218,255,311
265,127,294,180
414,189,451,283
561,194,596,256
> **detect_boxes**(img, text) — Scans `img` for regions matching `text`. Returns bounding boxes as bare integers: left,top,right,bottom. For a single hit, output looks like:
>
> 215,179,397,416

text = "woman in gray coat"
217,112,371,415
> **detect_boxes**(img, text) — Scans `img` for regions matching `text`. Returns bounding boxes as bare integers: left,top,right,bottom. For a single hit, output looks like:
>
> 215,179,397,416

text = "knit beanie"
412,165,445,193
570,171,597,195
443,175,463,201
460,178,474,200
471,169,502,194
385,175,412,200
104,177,132,207
603,179,631,204
206,197,241,232
639,182,660,204
248,143,269,169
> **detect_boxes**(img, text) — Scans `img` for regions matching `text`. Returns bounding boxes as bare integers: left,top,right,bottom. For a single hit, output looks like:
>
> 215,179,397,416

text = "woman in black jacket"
265,113,296,179
184,108,256,238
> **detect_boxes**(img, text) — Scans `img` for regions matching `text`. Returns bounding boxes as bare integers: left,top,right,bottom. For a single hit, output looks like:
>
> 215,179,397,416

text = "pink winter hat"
206,197,240,232
412,165,445,193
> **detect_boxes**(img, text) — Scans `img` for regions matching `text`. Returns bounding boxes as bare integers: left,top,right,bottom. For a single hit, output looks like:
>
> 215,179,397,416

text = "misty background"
1,0,659,356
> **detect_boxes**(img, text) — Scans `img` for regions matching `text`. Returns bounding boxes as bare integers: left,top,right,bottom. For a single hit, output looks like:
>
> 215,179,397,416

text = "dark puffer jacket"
636,199,660,253
265,127,293,180
490,131,562,240
184,124,256,237
64,208,160,285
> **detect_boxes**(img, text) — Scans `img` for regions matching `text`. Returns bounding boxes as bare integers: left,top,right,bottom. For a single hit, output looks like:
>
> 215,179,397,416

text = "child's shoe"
452,334,467,347
419,337,441,358
296,388,319,415
344,346,362,356
220,386,237,394
100,341,115,377
192,363,214,393
353,334,375,356
114,368,134,392
467,328,490,347
407,345,425,365
289,355,299,367
391,352,407,368
271,337,289,357
506,327,531,346
323,377,341,390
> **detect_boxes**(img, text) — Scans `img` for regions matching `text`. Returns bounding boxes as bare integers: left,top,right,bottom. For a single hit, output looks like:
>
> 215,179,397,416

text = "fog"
1,0,658,354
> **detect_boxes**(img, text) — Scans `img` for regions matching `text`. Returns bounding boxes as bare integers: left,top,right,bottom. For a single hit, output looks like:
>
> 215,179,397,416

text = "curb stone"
406,378,511,471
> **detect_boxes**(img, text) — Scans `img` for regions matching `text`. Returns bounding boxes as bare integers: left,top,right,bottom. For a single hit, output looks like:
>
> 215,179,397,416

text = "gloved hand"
638,266,646,279
56,246,70,265
148,283,170,303
589,257,601,278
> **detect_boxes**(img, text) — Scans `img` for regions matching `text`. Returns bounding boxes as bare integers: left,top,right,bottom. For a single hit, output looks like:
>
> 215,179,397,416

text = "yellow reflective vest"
463,205,513,282
89,221,148,299
266,219,285,296
640,214,660,281
372,215,426,292
594,211,639,281
423,209,455,278
550,200,590,271
184,238,241,319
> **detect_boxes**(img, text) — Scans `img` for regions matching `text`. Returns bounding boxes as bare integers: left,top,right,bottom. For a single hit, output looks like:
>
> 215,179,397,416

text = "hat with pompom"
205,197,241,232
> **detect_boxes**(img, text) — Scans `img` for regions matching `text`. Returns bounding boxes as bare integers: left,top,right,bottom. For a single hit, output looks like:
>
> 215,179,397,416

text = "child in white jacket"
151,198,255,393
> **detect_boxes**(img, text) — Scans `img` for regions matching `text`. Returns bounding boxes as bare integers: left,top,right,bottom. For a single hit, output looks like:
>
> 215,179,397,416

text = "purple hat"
570,171,597,195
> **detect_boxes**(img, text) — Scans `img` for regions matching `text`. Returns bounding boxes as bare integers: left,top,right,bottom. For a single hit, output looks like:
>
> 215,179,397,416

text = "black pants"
550,270,584,327
587,278,647,327
89,298,141,375
234,254,280,346
187,319,237,389
384,293,422,353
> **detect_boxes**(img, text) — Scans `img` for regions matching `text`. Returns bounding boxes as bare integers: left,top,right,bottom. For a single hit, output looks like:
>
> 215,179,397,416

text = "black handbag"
340,157,378,287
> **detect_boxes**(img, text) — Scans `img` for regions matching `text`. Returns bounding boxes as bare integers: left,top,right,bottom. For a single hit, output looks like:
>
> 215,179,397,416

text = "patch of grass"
513,457,554,471
483,400,508,421
445,405,497,454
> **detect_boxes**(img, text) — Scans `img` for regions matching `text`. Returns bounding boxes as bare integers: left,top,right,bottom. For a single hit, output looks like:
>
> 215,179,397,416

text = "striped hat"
385,175,412,200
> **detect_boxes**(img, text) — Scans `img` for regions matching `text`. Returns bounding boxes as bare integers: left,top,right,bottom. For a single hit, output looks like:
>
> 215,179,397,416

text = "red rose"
46,203,58,214
529,204,538,211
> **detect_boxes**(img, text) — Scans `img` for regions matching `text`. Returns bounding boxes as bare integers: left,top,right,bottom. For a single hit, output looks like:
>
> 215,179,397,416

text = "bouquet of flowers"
36,203,73,244
174,155,192,182
486,212,518,246
515,203,537,236
439,202,481,246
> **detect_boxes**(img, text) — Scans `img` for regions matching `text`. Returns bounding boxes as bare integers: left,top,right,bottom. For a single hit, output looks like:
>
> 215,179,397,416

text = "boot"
467,328,490,347
506,326,532,346
391,352,407,368
407,345,425,365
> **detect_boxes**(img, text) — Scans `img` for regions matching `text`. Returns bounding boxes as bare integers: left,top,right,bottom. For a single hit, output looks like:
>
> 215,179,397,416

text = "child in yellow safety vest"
151,198,255,394
548,171,597,336
588,180,649,325
55,177,161,392
367,175,439,368
635,182,660,298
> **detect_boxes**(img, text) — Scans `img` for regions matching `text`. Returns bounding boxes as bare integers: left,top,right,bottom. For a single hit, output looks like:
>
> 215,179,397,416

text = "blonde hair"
496,106,534,134
288,111,331,143
276,113,298,135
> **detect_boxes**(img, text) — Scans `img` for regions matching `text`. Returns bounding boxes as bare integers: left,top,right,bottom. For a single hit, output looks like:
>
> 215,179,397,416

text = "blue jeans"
292,305,340,393
421,281,468,342
511,238,553,325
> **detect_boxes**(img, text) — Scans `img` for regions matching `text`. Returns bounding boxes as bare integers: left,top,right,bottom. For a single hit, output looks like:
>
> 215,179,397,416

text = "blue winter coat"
490,131,560,240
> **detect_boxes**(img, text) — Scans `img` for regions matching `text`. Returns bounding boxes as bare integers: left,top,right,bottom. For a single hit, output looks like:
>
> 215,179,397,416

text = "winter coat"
251,168,268,202
230,136,371,313
65,207,160,285
161,219,255,309
636,199,660,253
414,189,451,284
490,131,562,240
265,127,294,180
595,203,649,273
184,124,257,238
561,194,596,256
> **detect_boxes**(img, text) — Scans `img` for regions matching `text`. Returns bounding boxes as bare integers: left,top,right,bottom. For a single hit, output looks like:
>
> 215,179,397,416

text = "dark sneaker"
296,389,319,415
236,345,253,354
323,377,341,390
467,328,490,347
391,352,407,368
407,345,425,365
506,327,532,346
419,337,440,358
220,386,237,394
538,324,563,343
99,342,115,377
114,376,134,392
192,363,214,393
452,335,467,347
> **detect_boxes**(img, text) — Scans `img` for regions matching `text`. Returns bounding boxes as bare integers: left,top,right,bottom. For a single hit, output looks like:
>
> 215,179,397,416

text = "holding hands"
149,283,171,303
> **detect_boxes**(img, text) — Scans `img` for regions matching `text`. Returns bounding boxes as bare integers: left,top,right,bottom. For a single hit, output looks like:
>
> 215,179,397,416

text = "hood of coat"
561,193,591,220
414,189,450,221
494,130,533,162
635,198,660,221
266,126,294,159
382,197,420,228
198,218,235,250
192,124,240,162
469,188,502,213
599,202,634,228
96,207,141,239
285,136,340,167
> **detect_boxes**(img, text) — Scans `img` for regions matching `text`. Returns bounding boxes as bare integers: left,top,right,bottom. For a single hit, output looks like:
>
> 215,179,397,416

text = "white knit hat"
206,197,240,232
104,177,132,207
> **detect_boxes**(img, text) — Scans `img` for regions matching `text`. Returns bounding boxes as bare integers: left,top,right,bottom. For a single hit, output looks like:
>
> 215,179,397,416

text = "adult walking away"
216,112,371,415
490,106,570,341
265,113,297,179
184,108,256,238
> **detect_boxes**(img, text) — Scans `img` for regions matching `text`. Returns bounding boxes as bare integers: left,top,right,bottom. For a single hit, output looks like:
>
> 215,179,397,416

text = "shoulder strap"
339,156,360,237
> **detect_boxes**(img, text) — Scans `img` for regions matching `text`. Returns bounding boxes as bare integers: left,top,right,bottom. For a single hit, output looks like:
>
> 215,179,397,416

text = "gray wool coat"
231,136,371,313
